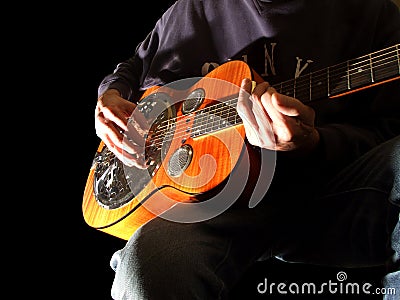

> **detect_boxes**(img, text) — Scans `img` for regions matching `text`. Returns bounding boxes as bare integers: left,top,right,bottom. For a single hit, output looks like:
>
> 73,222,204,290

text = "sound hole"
182,88,205,114
167,145,193,177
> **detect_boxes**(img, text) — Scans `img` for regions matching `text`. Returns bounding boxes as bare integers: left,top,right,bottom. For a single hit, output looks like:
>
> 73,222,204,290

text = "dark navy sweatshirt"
98,0,400,175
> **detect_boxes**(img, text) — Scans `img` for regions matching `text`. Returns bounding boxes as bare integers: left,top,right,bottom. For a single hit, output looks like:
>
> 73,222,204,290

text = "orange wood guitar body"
82,60,260,240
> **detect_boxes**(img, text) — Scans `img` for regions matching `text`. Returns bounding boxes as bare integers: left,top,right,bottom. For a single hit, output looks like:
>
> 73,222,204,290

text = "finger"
95,100,148,168
120,149,148,169
251,81,270,101
256,88,303,145
97,99,135,132
102,108,130,132
248,83,282,135
250,82,273,125
237,79,261,145
95,113,124,148
271,93,314,125
98,117,145,160
240,78,253,93
125,110,150,147
238,79,274,127
250,95,275,144
103,134,148,169
237,78,258,127
238,80,275,147
260,89,309,136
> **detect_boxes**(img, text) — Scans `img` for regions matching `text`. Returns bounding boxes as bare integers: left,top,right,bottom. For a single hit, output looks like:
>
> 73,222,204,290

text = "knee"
369,136,400,206
387,136,400,206
111,219,224,299
387,135,400,174
110,223,186,299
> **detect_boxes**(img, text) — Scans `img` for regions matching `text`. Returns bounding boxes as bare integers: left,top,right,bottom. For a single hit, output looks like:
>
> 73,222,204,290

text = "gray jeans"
110,136,400,300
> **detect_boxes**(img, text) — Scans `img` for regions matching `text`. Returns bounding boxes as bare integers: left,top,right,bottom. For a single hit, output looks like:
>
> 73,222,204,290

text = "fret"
280,79,295,98
190,44,399,139
220,98,235,128
227,108,237,125
213,102,228,131
278,82,283,94
329,62,348,96
372,46,398,82
211,104,221,131
220,112,228,129
347,60,351,90
348,55,373,89
233,102,240,125
199,107,210,135
191,99,241,138
227,99,240,126
208,114,216,132
310,70,329,102
219,102,228,130
396,44,400,75
164,126,174,144
369,53,374,83
327,66,330,96
293,73,310,103
191,111,201,138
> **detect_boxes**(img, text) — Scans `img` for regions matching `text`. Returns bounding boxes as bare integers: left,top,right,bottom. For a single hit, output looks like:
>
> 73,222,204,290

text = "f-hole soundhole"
167,145,193,177
182,88,205,114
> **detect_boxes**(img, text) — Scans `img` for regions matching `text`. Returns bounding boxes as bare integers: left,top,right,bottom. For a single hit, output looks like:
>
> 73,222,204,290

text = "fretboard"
191,97,240,138
191,44,400,138
277,44,400,103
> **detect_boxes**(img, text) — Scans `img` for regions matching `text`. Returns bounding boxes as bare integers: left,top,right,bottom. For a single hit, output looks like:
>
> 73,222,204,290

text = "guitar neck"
191,44,400,138
276,43,400,103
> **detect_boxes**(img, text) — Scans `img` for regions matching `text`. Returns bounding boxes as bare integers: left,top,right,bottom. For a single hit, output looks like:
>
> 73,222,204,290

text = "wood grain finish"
83,44,400,240
82,60,255,240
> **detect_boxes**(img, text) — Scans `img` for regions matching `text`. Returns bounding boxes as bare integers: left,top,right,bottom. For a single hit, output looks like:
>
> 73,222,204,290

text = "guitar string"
279,56,398,101
146,54,398,147
278,45,399,90
141,98,240,149
294,57,399,101
279,48,399,94
151,47,398,134
124,47,399,151
144,50,395,137
144,98,238,143
141,55,399,150
151,75,400,151
292,54,398,90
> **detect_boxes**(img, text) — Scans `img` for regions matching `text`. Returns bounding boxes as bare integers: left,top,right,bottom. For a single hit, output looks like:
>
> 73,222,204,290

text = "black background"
55,2,389,299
